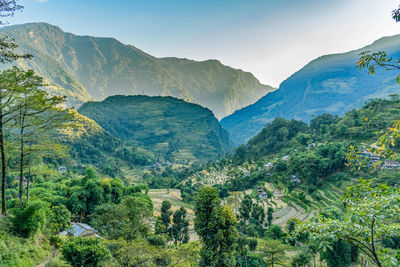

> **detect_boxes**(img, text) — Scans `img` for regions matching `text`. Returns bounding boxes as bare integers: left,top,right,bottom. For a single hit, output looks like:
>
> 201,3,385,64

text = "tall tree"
0,0,32,216
11,68,71,206
160,200,172,234
0,68,26,215
239,194,252,224
267,207,274,226
194,186,238,267
171,206,189,245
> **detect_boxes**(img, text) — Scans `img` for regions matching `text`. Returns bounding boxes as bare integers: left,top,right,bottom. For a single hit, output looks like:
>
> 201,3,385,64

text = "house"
59,222,102,239
361,150,381,163
264,162,273,169
290,175,301,184
282,155,290,161
57,166,67,173
383,160,400,170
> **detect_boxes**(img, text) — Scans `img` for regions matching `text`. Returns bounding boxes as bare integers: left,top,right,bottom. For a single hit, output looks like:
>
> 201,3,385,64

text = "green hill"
58,111,154,177
0,22,274,118
180,97,400,226
78,95,234,164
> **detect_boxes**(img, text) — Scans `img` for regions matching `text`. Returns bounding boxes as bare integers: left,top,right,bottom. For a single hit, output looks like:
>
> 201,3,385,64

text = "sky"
5,0,400,87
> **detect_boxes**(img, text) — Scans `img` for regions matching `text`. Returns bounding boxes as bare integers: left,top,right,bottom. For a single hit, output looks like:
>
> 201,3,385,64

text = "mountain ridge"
0,22,274,118
221,33,400,145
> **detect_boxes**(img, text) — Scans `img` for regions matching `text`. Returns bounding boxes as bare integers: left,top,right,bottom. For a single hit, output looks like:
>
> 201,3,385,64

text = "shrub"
11,201,48,238
61,237,111,267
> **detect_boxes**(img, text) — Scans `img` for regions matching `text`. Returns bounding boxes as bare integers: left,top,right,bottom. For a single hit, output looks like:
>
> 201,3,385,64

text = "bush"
147,234,167,247
61,237,111,267
11,201,48,238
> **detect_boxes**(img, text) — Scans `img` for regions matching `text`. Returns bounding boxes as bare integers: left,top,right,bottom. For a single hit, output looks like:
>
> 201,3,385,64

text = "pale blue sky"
5,0,400,87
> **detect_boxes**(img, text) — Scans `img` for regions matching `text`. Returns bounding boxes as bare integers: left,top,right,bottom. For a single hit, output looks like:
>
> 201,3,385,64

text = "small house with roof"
383,160,400,170
58,222,102,239
290,175,302,185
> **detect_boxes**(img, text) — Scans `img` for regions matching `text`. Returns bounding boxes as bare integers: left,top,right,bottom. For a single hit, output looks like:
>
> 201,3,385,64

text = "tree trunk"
26,158,31,203
18,112,26,208
18,136,24,207
0,116,6,216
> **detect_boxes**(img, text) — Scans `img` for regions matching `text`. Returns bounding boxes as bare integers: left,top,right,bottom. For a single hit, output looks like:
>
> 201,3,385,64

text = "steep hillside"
78,95,233,163
0,22,273,118
182,97,400,229
221,34,400,144
58,111,153,176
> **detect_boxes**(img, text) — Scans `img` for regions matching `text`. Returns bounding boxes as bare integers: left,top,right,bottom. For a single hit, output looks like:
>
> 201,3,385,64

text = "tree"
239,194,252,223
171,206,189,245
194,186,238,266
321,239,359,267
0,0,32,216
294,179,400,266
91,194,153,240
61,237,111,267
159,200,172,236
11,67,72,207
11,200,48,237
251,204,265,226
105,239,170,267
267,207,274,226
258,239,287,267
46,204,71,235
393,6,400,22
291,248,312,267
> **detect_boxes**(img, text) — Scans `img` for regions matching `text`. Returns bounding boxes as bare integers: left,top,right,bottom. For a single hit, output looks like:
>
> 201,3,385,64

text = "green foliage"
159,200,172,235
171,206,189,245
11,200,48,237
290,248,311,267
0,216,49,267
233,118,309,164
61,237,111,267
90,194,153,240
46,204,71,235
321,239,359,267
78,95,233,164
295,179,400,266
239,194,252,222
258,239,287,267
194,186,238,266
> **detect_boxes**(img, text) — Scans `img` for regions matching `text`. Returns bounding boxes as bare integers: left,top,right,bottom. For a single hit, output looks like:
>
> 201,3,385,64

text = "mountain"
221,34,400,145
78,95,233,163
0,22,274,118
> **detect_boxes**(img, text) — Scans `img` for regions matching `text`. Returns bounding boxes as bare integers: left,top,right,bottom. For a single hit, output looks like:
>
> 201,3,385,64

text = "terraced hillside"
78,95,234,164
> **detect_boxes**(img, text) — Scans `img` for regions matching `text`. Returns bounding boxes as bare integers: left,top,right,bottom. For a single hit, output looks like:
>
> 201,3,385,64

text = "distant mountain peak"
221,34,400,145
0,22,274,119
